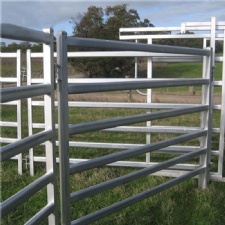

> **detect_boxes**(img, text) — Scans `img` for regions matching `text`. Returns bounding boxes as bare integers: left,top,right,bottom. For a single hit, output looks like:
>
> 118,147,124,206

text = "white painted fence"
120,17,225,182
0,50,22,174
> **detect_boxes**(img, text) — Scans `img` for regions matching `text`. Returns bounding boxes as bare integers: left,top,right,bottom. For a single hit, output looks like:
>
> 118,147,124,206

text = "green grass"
136,61,222,94
1,60,224,224
1,103,225,224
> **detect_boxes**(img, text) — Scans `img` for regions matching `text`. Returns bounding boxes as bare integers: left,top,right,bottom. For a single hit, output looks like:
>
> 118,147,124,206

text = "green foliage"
1,42,43,53
70,4,154,78
154,31,203,49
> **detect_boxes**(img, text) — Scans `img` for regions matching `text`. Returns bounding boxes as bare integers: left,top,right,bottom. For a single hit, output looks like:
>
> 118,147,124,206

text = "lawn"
1,60,225,225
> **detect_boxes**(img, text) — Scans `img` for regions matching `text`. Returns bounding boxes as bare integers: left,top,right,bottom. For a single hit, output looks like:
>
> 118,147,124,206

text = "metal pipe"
0,84,51,103
25,203,55,225
69,130,207,174
71,167,205,225
68,79,209,94
70,148,206,202
67,36,210,56
69,106,207,135
56,31,71,225
0,130,53,161
1,172,53,218
0,23,52,44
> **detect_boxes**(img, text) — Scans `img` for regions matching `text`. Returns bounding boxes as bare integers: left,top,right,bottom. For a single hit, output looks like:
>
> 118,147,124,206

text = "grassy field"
1,60,225,224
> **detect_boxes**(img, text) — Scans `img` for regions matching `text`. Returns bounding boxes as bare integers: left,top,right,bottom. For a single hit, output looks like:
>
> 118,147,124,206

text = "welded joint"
54,63,62,84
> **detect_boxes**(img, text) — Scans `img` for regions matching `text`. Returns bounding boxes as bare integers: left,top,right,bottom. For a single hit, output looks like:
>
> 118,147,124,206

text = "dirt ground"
69,91,221,105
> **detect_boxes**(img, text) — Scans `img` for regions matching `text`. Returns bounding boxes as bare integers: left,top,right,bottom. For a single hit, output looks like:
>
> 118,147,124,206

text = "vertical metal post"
146,38,152,163
16,49,22,175
218,29,225,177
134,40,138,79
26,49,34,176
57,31,71,225
199,47,213,188
210,17,216,68
43,28,58,224
181,22,186,33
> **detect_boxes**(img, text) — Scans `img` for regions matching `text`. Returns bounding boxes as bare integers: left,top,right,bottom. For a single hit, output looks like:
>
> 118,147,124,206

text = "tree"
73,6,104,39
70,4,154,78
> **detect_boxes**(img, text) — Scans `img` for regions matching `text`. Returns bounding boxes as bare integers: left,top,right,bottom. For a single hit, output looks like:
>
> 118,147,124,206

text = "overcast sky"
1,0,225,44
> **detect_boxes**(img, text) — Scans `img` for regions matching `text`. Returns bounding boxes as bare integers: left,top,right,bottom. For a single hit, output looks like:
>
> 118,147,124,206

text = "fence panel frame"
0,24,58,224
57,29,212,224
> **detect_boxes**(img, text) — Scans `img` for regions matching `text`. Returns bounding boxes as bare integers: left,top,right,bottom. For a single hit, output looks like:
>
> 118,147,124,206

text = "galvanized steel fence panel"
56,28,213,224
1,17,223,224
0,25,58,224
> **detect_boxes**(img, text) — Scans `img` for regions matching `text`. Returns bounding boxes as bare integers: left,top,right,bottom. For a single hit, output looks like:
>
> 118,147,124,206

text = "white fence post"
16,49,23,175
26,49,34,176
43,28,58,224
146,38,153,163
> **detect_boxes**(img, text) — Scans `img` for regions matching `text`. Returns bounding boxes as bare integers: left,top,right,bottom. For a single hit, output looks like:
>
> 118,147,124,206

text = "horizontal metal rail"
0,138,18,144
0,101,18,105
119,34,213,40
72,143,225,157
31,100,202,109
30,139,202,155
67,141,199,153
26,50,223,62
120,22,225,31
0,84,51,103
25,203,55,225
104,125,201,134
0,130,53,161
71,167,205,225
70,148,206,202
69,106,207,135
27,123,201,135
1,172,54,218
67,36,210,56
0,121,18,127
65,102,203,109
0,23,52,44
0,77,17,83
68,77,207,83
67,51,203,62
0,52,17,57
70,130,206,174
32,156,200,171
68,79,209,94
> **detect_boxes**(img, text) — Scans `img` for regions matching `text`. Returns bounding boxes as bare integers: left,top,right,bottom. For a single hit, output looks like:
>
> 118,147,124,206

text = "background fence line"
120,16,225,181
